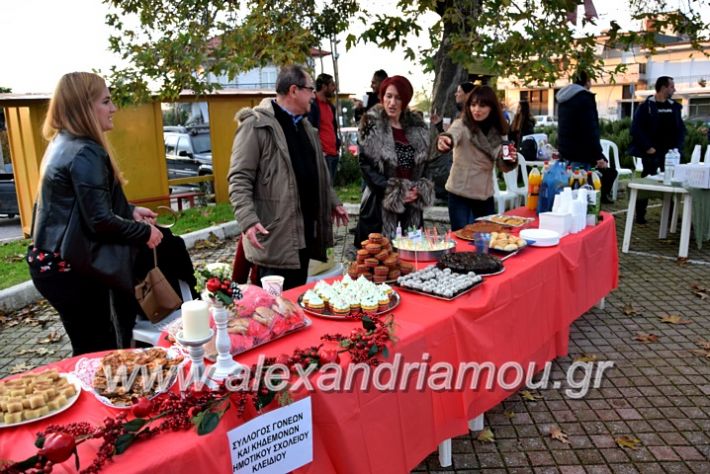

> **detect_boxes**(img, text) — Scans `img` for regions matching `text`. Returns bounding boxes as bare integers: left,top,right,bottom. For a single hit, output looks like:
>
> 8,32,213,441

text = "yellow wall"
207,96,266,203
108,102,170,207
3,102,47,236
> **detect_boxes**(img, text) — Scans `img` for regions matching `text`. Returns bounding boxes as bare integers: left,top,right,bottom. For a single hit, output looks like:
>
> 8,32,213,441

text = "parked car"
164,125,213,180
0,164,18,218
534,115,557,127
341,127,359,156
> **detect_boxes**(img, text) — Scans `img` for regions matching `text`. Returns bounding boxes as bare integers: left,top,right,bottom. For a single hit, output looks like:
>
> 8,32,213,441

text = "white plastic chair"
690,144,702,164
632,156,644,176
502,156,528,207
132,280,192,346
704,145,710,164
601,139,630,200
492,167,518,213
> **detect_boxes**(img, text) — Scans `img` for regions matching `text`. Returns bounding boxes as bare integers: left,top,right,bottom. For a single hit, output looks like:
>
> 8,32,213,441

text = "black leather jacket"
33,132,150,253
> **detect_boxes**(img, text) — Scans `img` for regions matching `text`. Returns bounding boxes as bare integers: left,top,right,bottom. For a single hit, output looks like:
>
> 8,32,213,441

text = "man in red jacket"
308,73,341,181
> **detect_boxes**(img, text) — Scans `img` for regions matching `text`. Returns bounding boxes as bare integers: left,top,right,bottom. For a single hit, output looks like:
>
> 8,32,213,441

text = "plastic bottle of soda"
591,170,602,191
527,167,542,210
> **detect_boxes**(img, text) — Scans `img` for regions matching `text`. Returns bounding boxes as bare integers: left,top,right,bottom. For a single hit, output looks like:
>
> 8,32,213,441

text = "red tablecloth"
0,210,618,473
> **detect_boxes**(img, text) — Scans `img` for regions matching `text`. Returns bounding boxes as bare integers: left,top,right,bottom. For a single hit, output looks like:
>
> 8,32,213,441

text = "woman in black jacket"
510,100,536,148
28,72,163,355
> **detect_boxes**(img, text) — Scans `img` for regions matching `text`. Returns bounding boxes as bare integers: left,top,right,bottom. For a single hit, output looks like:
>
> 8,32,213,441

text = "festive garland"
1,315,396,474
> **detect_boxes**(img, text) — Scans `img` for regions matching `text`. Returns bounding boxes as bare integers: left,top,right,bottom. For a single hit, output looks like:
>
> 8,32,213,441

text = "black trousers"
30,268,136,356
635,152,666,221
257,248,310,291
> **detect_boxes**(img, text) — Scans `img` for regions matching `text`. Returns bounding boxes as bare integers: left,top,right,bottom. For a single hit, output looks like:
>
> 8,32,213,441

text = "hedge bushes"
334,152,361,187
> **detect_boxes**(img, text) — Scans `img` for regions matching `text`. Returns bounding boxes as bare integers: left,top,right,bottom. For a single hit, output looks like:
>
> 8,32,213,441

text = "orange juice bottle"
591,170,602,191
527,167,542,210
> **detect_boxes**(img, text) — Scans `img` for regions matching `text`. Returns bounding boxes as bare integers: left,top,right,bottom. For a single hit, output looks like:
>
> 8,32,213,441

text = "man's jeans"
636,151,666,222
325,154,339,182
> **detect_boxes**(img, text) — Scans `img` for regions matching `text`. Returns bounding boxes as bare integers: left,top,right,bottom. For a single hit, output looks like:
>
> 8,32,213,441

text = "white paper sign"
407,229,423,241
228,397,313,474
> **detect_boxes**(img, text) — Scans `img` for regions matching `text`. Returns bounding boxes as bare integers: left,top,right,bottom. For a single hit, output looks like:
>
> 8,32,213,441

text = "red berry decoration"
132,397,153,418
38,432,76,464
206,278,222,293
318,346,340,364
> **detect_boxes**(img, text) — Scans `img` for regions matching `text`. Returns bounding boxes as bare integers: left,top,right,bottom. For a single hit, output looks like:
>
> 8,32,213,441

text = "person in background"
355,75,434,243
229,65,348,290
556,69,617,203
431,81,476,132
509,100,536,148
352,98,365,124
502,103,512,124
629,75,686,223
454,82,476,112
437,85,518,231
364,69,388,111
28,72,163,355
308,73,341,181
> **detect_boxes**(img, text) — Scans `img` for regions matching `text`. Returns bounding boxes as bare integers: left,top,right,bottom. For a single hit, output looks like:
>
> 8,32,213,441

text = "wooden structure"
0,90,275,236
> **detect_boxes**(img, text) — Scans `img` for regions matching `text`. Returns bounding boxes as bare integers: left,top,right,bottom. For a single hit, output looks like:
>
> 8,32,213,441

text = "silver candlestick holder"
176,329,214,387
211,303,244,380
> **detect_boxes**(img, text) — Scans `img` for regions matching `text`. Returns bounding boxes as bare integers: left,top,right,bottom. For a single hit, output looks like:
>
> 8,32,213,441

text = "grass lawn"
158,202,234,235
336,182,362,204
0,239,31,290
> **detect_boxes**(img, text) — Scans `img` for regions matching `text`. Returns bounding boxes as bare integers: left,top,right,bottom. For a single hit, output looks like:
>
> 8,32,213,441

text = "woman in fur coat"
355,75,434,244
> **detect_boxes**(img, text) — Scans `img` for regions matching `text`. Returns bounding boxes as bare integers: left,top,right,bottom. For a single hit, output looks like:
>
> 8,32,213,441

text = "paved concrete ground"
0,190,708,473
0,216,22,243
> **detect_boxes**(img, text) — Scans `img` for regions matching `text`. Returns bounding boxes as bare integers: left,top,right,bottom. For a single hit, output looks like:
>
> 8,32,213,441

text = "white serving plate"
0,373,82,428
519,228,561,247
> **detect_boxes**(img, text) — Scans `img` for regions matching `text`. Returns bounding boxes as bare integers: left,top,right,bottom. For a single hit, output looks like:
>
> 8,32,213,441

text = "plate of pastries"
0,369,80,427
74,347,184,408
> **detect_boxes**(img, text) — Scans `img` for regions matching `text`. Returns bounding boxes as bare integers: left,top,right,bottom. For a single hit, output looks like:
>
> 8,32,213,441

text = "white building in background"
206,47,332,90
497,20,710,121
207,66,278,90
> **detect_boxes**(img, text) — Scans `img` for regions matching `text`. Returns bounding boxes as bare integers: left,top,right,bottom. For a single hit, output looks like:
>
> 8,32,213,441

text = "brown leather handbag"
135,248,182,323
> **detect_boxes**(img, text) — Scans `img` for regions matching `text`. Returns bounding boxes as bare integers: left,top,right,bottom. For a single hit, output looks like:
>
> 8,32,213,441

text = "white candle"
181,300,211,341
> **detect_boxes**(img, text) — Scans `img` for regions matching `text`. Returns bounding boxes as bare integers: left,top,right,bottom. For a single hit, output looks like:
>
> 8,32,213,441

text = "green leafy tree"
103,0,359,104
103,0,709,115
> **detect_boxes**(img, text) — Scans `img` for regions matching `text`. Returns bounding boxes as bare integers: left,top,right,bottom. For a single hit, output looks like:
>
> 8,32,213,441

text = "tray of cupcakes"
346,233,416,283
298,275,400,320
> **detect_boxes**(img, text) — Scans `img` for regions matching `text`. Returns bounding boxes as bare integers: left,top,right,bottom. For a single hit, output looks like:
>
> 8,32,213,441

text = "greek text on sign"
228,396,313,474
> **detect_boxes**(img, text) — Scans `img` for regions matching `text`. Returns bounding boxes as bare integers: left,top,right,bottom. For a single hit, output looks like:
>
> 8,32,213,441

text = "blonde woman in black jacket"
28,72,163,355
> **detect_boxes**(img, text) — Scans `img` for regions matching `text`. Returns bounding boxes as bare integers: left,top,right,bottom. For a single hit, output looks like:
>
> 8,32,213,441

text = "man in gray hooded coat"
228,65,348,290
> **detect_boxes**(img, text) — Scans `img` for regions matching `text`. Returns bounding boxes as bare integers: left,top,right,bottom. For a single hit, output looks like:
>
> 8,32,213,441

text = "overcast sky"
0,0,653,99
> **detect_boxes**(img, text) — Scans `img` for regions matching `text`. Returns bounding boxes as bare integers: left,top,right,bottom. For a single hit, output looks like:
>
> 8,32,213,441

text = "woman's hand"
133,206,157,225
437,135,452,153
404,187,419,203
146,225,163,249
508,149,518,163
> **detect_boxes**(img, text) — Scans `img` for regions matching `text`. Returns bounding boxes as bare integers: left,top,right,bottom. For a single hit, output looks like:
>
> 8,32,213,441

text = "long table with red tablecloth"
0,209,618,473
